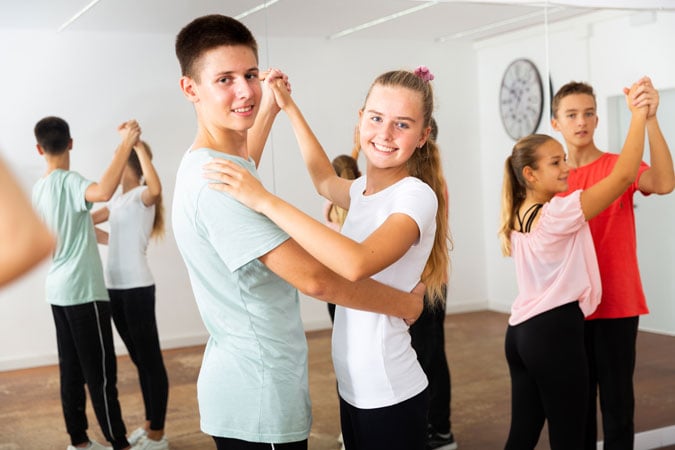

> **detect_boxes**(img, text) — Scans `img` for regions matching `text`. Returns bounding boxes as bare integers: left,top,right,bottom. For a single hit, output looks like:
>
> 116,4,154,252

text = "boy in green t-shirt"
32,116,140,450
172,14,424,449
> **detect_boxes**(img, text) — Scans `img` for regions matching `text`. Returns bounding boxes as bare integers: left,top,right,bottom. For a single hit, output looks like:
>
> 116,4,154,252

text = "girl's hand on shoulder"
202,159,271,213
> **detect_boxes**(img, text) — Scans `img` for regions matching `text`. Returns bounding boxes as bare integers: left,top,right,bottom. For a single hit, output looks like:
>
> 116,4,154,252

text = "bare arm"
85,120,140,203
635,78,675,195
260,238,423,322
271,80,352,209
91,206,109,225
0,159,55,286
94,227,109,245
91,207,109,245
203,159,419,281
581,82,647,220
135,141,162,207
248,69,290,167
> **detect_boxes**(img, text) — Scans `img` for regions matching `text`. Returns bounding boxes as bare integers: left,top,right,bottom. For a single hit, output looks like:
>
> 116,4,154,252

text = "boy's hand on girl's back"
404,282,426,326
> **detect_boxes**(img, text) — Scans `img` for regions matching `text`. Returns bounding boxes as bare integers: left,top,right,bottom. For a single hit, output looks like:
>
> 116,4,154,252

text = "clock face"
499,59,544,140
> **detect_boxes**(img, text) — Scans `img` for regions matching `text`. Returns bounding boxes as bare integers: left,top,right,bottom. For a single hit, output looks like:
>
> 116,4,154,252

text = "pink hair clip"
414,65,434,82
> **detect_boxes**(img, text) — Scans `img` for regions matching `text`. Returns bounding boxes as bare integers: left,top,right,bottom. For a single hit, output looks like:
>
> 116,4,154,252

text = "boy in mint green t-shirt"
32,116,140,450
172,15,425,450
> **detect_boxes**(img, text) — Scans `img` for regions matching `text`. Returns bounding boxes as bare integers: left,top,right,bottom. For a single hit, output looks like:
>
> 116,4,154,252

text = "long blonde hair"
498,134,553,256
363,70,451,306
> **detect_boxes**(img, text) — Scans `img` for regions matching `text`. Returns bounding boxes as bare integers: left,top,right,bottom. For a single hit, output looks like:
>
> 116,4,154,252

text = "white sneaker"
66,440,112,450
128,427,148,446
131,436,169,450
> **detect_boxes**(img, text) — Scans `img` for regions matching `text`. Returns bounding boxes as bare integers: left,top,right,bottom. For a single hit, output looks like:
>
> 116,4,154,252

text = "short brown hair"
551,81,596,118
175,15,258,81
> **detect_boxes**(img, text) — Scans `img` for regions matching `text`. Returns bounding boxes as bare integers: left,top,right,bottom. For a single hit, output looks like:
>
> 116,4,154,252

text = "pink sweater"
509,190,601,326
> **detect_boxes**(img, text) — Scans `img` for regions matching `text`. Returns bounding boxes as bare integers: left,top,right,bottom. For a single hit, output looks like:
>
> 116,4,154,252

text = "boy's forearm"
96,139,136,199
646,117,675,191
325,272,421,319
248,101,279,167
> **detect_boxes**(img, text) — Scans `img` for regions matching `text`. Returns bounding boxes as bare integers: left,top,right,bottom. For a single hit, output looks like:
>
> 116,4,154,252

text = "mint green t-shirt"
172,149,311,443
32,169,108,305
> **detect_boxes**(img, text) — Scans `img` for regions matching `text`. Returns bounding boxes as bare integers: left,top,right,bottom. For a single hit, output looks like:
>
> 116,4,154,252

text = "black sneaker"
427,428,458,450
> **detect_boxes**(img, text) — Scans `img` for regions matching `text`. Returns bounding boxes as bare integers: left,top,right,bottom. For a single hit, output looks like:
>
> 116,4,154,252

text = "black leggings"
52,302,130,450
109,285,169,431
339,389,428,450
409,285,451,434
212,437,307,450
584,316,639,450
504,301,588,450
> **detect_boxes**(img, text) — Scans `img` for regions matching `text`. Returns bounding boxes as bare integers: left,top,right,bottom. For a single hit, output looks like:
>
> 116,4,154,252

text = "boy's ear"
35,144,44,156
180,76,199,103
67,138,73,151
551,116,560,131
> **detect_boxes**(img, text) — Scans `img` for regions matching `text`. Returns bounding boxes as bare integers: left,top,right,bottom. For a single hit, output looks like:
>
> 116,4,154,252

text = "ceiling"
2,1,674,42
0,0,611,42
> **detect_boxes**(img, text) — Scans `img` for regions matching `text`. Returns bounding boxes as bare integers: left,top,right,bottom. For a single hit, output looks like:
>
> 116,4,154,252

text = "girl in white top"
497,80,648,450
203,67,450,450
93,141,169,450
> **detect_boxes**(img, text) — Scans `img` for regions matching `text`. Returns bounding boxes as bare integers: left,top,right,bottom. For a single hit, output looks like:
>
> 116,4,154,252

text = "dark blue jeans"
52,301,130,450
109,285,168,431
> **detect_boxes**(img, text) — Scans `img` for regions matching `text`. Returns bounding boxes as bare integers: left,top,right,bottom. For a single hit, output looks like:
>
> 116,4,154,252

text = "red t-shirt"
561,152,650,319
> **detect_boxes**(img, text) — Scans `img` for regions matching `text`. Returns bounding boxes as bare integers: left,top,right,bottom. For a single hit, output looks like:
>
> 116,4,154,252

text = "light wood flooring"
1,310,674,449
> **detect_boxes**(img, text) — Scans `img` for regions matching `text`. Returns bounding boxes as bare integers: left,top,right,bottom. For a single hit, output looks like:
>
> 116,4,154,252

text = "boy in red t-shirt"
553,77,675,449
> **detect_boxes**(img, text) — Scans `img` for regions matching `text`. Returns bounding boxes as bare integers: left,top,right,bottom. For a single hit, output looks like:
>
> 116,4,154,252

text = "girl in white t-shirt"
203,67,450,450
92,141,169,450
497,81,648,450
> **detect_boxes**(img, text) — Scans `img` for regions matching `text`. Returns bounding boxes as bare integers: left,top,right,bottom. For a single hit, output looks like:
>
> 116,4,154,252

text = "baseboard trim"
597,425,675,449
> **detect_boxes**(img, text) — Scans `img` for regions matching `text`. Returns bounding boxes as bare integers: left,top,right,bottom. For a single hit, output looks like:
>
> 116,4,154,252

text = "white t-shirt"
105,186,155,289
332,176,437,409
172,148,310,443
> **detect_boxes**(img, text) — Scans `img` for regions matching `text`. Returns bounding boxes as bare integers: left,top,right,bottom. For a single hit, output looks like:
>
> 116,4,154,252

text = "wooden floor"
1,310,674,450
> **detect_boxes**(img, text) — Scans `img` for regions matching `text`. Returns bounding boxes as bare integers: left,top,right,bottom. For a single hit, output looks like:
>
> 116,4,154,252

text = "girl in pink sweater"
497,79,648,450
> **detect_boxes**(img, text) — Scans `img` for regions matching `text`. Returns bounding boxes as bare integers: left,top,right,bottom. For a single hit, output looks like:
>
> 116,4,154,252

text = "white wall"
0,28,486,370
476,10,675,333
8,8,671,371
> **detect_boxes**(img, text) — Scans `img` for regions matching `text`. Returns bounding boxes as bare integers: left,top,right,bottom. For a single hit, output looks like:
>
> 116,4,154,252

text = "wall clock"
499,58,544,140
